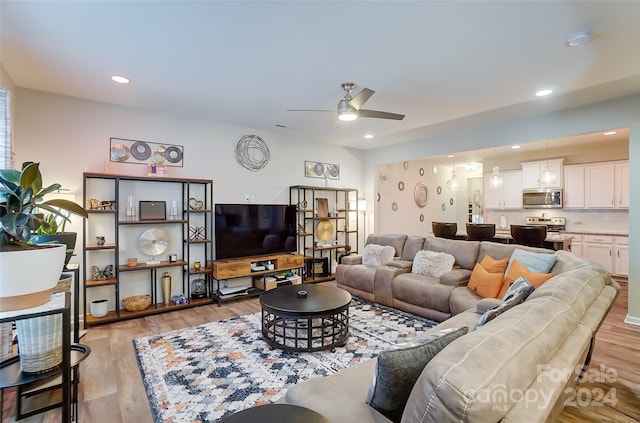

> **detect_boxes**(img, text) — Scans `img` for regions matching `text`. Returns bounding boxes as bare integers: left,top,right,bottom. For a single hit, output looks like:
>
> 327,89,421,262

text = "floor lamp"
358,198,367,242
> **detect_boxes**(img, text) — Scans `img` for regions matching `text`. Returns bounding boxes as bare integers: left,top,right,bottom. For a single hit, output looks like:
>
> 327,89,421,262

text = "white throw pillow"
412,250,456,278
362,244,396,266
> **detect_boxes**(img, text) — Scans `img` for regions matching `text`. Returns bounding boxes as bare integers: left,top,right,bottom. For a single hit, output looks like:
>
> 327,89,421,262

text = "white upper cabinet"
521,159,563,189
615,161,629,208
563,165,586,208
585,160,628,209
483,170,522,209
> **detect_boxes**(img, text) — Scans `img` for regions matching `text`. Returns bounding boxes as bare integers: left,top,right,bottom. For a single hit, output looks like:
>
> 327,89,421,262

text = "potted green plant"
0,161,88,311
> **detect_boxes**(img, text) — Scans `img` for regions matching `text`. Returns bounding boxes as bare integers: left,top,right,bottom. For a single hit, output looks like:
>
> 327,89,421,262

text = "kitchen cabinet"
563,165,586,208
613,236,629,277
585,161,628,209
521,159,563,189
568,234,583,256
583,235,613,274
615,162,629,208
483,170,522,209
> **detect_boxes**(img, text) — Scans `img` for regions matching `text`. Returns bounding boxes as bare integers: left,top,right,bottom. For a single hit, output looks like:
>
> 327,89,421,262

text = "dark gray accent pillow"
365,327,468,422
475,276,535,329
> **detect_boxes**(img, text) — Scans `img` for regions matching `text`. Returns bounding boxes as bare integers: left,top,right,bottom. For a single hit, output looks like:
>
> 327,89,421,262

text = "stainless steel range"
525,216,566,235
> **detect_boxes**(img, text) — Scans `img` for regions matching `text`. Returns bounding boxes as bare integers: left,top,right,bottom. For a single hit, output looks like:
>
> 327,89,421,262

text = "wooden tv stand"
212,253,304,304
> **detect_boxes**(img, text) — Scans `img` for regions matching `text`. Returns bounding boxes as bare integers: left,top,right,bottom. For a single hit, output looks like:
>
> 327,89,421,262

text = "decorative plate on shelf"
316,220,334,241
138,228,169,257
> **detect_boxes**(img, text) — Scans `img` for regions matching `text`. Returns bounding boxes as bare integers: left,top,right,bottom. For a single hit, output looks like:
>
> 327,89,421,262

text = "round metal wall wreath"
235,135,270,171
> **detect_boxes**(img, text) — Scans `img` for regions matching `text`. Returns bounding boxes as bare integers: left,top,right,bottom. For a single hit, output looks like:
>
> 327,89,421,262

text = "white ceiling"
1,1,639,151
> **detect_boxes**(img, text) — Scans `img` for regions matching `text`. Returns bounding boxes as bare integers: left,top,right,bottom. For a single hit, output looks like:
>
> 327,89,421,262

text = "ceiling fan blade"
348,88,375,110
358,109,405,120
331,119,342,130
287,109,333,112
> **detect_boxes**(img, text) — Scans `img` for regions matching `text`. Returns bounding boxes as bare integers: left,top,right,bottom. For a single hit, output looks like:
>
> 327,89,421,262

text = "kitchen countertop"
561,230,628,237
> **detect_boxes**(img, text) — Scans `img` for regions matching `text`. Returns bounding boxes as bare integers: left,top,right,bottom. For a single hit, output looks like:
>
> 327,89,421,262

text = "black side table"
219,404,329,423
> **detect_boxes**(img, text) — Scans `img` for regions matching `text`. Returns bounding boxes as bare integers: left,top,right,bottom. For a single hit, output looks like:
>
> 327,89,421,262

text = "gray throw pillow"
475,276,535,329
365,327,468,422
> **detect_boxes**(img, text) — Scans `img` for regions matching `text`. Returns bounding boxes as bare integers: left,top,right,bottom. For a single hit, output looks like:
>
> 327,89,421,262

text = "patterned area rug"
133,298,437,422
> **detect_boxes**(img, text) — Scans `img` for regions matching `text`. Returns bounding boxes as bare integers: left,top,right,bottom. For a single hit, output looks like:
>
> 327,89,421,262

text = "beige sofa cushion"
424,237,480,270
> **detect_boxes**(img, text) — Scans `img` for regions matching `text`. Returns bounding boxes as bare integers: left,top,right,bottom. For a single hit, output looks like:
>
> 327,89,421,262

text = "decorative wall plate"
392,201,398,211
419,167,424,176
441,203,446,211
398,181,405,191
110,144,130,162
314,162,325,176
450,198,454,206
164,146,183,163
414,182,429,208
151,150,166,164
130,141,151,160
419,214,424,222
403,161,409,170
432,166,438,174
380,174,387,183
437,186,442,195
377,192,381,202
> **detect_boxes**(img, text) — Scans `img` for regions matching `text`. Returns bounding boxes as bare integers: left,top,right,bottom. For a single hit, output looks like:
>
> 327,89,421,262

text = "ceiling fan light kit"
288,82,405,124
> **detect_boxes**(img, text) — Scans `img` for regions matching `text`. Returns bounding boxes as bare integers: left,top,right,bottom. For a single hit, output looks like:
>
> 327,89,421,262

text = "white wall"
13,88,366,313
1,65,17,167
364,94,640,324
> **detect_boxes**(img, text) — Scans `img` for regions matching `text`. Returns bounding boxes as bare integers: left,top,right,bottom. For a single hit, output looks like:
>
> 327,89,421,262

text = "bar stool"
510,225,547,247
432,222,458,239
466,223,496,241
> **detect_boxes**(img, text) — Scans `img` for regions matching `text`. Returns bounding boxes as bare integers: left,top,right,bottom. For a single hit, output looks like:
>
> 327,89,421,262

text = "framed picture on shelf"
306,257,329,277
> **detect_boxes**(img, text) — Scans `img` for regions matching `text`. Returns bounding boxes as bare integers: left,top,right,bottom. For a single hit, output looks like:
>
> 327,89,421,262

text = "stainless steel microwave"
522,189,563,209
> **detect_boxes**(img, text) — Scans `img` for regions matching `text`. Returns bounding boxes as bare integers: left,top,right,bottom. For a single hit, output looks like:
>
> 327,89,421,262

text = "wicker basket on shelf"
122,295,151,312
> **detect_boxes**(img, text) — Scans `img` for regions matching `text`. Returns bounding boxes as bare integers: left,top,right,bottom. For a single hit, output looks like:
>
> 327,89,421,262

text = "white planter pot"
0,244,65,311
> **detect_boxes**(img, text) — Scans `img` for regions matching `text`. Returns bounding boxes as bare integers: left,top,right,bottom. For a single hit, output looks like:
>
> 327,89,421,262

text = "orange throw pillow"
479,255,509,274
498,259,554,298
468,263,504,298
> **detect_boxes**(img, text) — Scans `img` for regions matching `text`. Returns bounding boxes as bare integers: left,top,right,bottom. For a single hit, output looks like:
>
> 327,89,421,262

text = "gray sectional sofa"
283,234,620,423
336,234,552,321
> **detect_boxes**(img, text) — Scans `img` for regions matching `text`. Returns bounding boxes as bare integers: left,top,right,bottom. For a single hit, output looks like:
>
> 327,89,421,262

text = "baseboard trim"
624,314,640,327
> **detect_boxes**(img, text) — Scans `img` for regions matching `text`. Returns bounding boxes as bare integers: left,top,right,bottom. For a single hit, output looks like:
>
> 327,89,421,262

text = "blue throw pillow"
505,248,557,276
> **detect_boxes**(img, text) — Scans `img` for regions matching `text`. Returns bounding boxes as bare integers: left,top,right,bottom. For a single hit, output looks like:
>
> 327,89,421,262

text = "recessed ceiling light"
447,155,454,158
364,134,374,139
535,89,553,97
566,31,591,47
511,145,521,149
111,75,130,84
604,131,617,136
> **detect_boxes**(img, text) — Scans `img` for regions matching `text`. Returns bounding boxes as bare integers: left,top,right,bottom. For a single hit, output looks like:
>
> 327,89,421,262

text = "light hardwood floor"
3,281,639,422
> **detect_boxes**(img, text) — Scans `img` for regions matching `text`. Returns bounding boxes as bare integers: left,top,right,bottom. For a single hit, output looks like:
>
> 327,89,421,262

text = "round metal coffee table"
260,284,351,352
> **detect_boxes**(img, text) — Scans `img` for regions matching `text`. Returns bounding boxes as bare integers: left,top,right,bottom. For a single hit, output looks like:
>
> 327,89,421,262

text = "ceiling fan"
288,82,405,123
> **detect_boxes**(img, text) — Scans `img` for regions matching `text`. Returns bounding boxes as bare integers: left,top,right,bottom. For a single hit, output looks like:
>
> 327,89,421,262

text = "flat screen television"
214,203,297,260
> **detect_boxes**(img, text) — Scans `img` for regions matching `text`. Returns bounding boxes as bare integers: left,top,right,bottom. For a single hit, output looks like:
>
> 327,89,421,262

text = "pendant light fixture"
449,156,459,191
489,148,503,189
539,140,557,186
